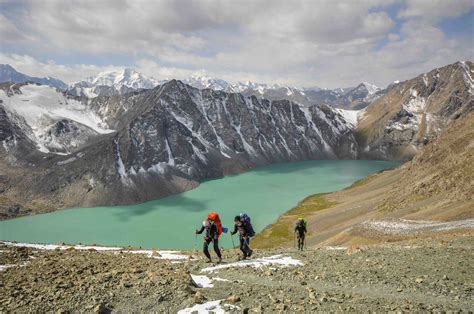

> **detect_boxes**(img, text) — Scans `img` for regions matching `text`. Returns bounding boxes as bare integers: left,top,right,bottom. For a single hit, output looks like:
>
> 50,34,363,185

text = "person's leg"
297,235,303,250
203,239,211,260
212,238,222,259
245,238,253,257
239,237,246,258
300,234,305,250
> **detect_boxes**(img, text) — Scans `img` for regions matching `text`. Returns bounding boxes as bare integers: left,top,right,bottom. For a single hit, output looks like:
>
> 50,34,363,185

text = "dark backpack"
239,212,256,237
296,219,306,232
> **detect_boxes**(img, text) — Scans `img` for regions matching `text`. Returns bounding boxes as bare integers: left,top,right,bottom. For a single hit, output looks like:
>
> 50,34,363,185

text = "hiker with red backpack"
230,213,255,260
196,212,223,263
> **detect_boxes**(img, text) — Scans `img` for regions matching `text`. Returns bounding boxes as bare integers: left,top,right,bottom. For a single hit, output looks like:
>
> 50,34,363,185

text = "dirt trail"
1,234,473,312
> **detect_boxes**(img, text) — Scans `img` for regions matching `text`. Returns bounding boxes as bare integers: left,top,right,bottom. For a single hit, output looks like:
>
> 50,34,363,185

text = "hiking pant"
297,233,305,250
203,237,221,259
239,236,251,257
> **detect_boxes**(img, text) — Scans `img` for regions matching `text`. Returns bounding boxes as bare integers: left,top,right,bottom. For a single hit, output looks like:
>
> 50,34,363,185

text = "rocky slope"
0,80,357,218
0,235,472,312
357,61,473,160
254,111,473,249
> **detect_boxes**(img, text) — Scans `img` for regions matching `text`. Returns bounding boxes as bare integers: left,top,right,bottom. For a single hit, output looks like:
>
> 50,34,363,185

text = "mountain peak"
359,82,381,95
70,68,160,97
0,64,67,90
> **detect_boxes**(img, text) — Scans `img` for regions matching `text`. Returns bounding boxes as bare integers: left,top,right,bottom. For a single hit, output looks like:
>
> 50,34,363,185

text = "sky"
0,0,473,88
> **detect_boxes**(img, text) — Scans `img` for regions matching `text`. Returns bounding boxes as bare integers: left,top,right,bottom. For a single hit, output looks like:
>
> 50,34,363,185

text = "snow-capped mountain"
179,74,383,109
0,82,113,154
0,61,472,215
179,75,313,105
0,78,358,211
0,64,68,90
68,68,160,98
181,75,231,91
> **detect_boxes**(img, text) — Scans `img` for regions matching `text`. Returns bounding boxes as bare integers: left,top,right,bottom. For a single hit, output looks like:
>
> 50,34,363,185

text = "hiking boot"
206,258,213,263
217,257,222,264
247,249,253,258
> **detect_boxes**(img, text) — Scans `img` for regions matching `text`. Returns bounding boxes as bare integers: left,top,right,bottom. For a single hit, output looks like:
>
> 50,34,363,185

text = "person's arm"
230,224,238,235
304,225,307,233
196,226,205,234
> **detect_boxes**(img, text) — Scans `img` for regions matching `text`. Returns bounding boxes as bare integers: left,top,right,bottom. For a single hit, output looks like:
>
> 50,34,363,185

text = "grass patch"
346,173,378,189
252,194,337,249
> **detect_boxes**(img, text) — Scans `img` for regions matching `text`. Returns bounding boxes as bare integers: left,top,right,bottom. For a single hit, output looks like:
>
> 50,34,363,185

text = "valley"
0,61,472,220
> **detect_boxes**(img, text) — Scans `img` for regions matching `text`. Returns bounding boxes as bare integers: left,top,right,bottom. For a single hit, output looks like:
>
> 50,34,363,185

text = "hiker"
196,212,223,263
230,215,254,260
295,218,307,250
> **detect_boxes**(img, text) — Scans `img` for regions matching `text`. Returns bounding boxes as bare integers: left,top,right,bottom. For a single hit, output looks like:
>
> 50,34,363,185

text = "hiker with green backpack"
295,218,307,250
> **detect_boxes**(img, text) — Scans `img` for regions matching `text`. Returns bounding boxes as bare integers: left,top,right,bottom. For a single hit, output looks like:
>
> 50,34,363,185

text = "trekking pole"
231,234,236,249
194,233,197,252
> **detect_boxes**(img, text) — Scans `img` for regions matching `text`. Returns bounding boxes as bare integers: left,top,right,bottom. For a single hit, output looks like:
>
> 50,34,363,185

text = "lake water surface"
0,160,399,249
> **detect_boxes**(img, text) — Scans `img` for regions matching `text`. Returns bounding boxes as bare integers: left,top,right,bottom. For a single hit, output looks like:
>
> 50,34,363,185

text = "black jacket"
197,223,218,240
295,222,307,235
231,223,251,238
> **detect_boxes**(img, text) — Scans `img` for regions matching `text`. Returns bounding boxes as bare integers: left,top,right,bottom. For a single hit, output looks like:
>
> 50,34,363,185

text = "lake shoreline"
0,160,400,249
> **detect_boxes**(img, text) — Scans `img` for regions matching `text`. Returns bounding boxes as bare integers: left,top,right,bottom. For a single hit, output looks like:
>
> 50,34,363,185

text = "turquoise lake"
0,160,399,249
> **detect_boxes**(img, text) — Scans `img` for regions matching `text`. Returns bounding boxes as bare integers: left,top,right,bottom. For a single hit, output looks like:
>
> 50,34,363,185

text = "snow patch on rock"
334,108,361,128
201,255,303,273
191,274,214,288
178,300,240,314
0,242,188,260
360,218,474,235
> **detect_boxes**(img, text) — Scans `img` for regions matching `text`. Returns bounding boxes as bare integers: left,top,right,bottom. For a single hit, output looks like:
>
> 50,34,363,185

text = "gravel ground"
1,234,473,312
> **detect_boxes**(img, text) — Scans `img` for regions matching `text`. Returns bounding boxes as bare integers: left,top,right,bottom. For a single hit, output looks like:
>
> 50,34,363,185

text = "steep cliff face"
357,61,473,160
105,80,357,182
0,80,358,217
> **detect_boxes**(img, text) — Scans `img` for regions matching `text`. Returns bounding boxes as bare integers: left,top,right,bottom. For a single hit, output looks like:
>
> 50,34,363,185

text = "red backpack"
207,212,223,237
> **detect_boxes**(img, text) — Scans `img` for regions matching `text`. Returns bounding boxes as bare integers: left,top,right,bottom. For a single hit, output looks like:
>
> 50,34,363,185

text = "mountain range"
0,61,472,218
68,68,161,98
0,64,383,109
0,64,67,90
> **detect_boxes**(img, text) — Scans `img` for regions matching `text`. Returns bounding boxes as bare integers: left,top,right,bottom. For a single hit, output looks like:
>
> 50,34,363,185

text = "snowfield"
0,84,114,154
334,108,361,128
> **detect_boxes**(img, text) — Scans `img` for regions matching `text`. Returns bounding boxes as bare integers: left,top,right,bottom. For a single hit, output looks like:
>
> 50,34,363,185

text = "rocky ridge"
0,234,472,312
357,61,473,160
0,79,357,218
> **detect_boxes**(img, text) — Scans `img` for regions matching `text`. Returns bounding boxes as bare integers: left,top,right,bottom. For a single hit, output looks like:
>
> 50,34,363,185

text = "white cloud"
0,13,32,42
399,0,474,20
0,0,472,88
0,53,120,83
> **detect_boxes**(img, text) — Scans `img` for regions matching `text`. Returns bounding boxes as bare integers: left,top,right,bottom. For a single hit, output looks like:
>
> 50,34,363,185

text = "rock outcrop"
357,61,473,160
